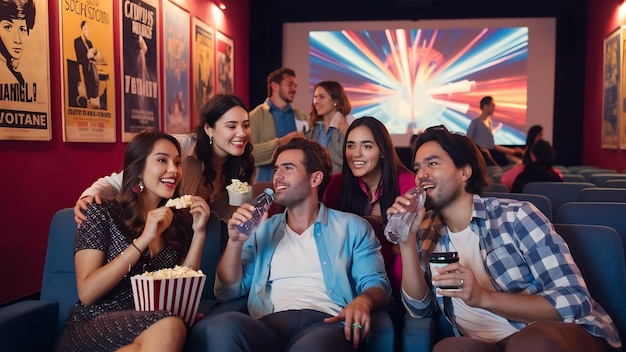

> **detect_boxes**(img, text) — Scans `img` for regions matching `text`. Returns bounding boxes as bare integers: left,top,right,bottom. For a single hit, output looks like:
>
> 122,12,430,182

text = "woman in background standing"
307,80,354,174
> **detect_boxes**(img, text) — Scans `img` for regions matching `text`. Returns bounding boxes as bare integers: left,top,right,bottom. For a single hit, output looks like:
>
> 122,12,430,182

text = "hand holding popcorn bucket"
131,265,206,326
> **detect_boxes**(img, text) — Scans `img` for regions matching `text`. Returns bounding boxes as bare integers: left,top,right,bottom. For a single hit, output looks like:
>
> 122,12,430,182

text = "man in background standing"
466,96,523,166
249,67,308,181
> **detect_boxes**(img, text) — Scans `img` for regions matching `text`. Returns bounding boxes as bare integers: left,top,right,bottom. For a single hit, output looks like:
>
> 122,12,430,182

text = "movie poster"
121,0,159,142
0,0,51,141
192,17,214,128
215,30,233,95
60,0,116,142
163,0,190,134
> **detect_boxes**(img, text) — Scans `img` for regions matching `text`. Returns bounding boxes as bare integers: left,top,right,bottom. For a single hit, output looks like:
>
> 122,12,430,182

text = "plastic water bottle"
235,188,275,236
384,187,426,244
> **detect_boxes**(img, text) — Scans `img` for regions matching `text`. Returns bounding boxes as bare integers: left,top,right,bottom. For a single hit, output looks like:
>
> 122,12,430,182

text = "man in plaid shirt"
388,126,620,351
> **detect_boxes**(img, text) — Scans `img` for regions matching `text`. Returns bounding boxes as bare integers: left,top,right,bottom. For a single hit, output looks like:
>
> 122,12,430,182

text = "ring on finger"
459,279,464,288
352,322,364,329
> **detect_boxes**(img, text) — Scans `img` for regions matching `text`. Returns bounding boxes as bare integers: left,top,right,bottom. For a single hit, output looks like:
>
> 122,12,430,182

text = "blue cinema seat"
522,181,595,218
553,224,626,347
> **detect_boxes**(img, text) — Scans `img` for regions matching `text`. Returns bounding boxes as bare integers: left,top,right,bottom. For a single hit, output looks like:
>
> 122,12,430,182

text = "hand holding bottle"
228,188,275,240
384,187,426,244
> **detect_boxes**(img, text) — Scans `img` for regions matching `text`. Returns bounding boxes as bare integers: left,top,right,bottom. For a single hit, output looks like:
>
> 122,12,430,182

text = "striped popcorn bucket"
130,275,207,326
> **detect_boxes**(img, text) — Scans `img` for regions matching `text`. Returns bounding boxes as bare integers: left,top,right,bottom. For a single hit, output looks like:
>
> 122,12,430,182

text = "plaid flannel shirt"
403,194,620,348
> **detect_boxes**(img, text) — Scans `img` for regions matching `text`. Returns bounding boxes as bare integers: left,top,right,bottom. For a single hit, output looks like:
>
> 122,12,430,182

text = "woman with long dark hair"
501,124,561,190
322,116,414,299
74,94,255,222
58,130,210,351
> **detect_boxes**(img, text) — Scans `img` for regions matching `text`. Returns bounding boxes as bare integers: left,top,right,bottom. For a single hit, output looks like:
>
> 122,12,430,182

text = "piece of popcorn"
165,195,194,209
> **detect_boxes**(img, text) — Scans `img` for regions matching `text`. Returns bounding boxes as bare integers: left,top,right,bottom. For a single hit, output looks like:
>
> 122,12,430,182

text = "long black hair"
339,116,413,224
194,94,254,195
523,125,543,164
119,130,192,259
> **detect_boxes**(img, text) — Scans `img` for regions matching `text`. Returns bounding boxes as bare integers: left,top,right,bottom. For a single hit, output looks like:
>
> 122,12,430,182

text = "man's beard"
280,91,293,104
425,186,462,212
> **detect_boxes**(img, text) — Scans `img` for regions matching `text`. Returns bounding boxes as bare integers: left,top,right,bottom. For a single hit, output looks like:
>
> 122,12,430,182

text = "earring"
333,103,337,107
132,177,145,194
209,136,213,145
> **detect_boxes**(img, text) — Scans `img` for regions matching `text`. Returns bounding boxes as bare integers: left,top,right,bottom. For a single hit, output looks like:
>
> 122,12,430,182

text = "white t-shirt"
434,225,519,342
269,224,342,316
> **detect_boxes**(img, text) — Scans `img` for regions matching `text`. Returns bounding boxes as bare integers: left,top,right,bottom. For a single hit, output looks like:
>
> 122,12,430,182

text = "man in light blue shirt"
208,137,390,352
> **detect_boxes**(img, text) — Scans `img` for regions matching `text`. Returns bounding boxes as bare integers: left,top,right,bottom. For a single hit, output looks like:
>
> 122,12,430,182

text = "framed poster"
620,26,626,150
0,0,51,141
163,0,190,134
60,1,116,142
120,0,160,142
192,17,215,128
216,30,233,94
602,27,620,149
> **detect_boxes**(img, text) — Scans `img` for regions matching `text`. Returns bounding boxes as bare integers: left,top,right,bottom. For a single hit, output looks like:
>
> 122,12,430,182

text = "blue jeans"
205,309,356,352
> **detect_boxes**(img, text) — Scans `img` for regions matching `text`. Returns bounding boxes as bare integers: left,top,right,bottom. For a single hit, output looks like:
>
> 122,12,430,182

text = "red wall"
0,0,249,305
584,0,626,170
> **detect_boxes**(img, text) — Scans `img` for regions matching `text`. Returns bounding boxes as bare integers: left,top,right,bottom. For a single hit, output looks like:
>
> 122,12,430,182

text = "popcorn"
225,179,253,206
165,195,194,209
139,265,204,279
225,179,252,194
131,265,206,326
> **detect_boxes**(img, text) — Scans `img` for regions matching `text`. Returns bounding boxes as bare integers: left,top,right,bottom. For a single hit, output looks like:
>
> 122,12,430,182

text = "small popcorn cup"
228,188,253,206
131,274,207,326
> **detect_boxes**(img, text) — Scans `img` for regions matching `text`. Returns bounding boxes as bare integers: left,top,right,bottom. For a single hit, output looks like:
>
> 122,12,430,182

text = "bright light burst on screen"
309,28,528,144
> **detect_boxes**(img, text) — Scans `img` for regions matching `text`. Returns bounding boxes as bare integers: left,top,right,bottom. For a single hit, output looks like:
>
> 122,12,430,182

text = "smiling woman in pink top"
322,116,414,301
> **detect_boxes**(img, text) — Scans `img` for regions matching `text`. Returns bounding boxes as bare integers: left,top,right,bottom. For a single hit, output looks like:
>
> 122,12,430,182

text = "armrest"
0,300,58,351
401,315,435,352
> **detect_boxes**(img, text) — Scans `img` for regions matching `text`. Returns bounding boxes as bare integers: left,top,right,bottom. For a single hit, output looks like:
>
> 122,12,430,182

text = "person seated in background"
206,137,390,352
57,130,211,351
387,126,619,352
522,124,544,164
511,139,563,192
249,67,308,182
73,94,255,223
466,96,523,166
307,80,354,174
322,116,414,302
500,124,554,190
